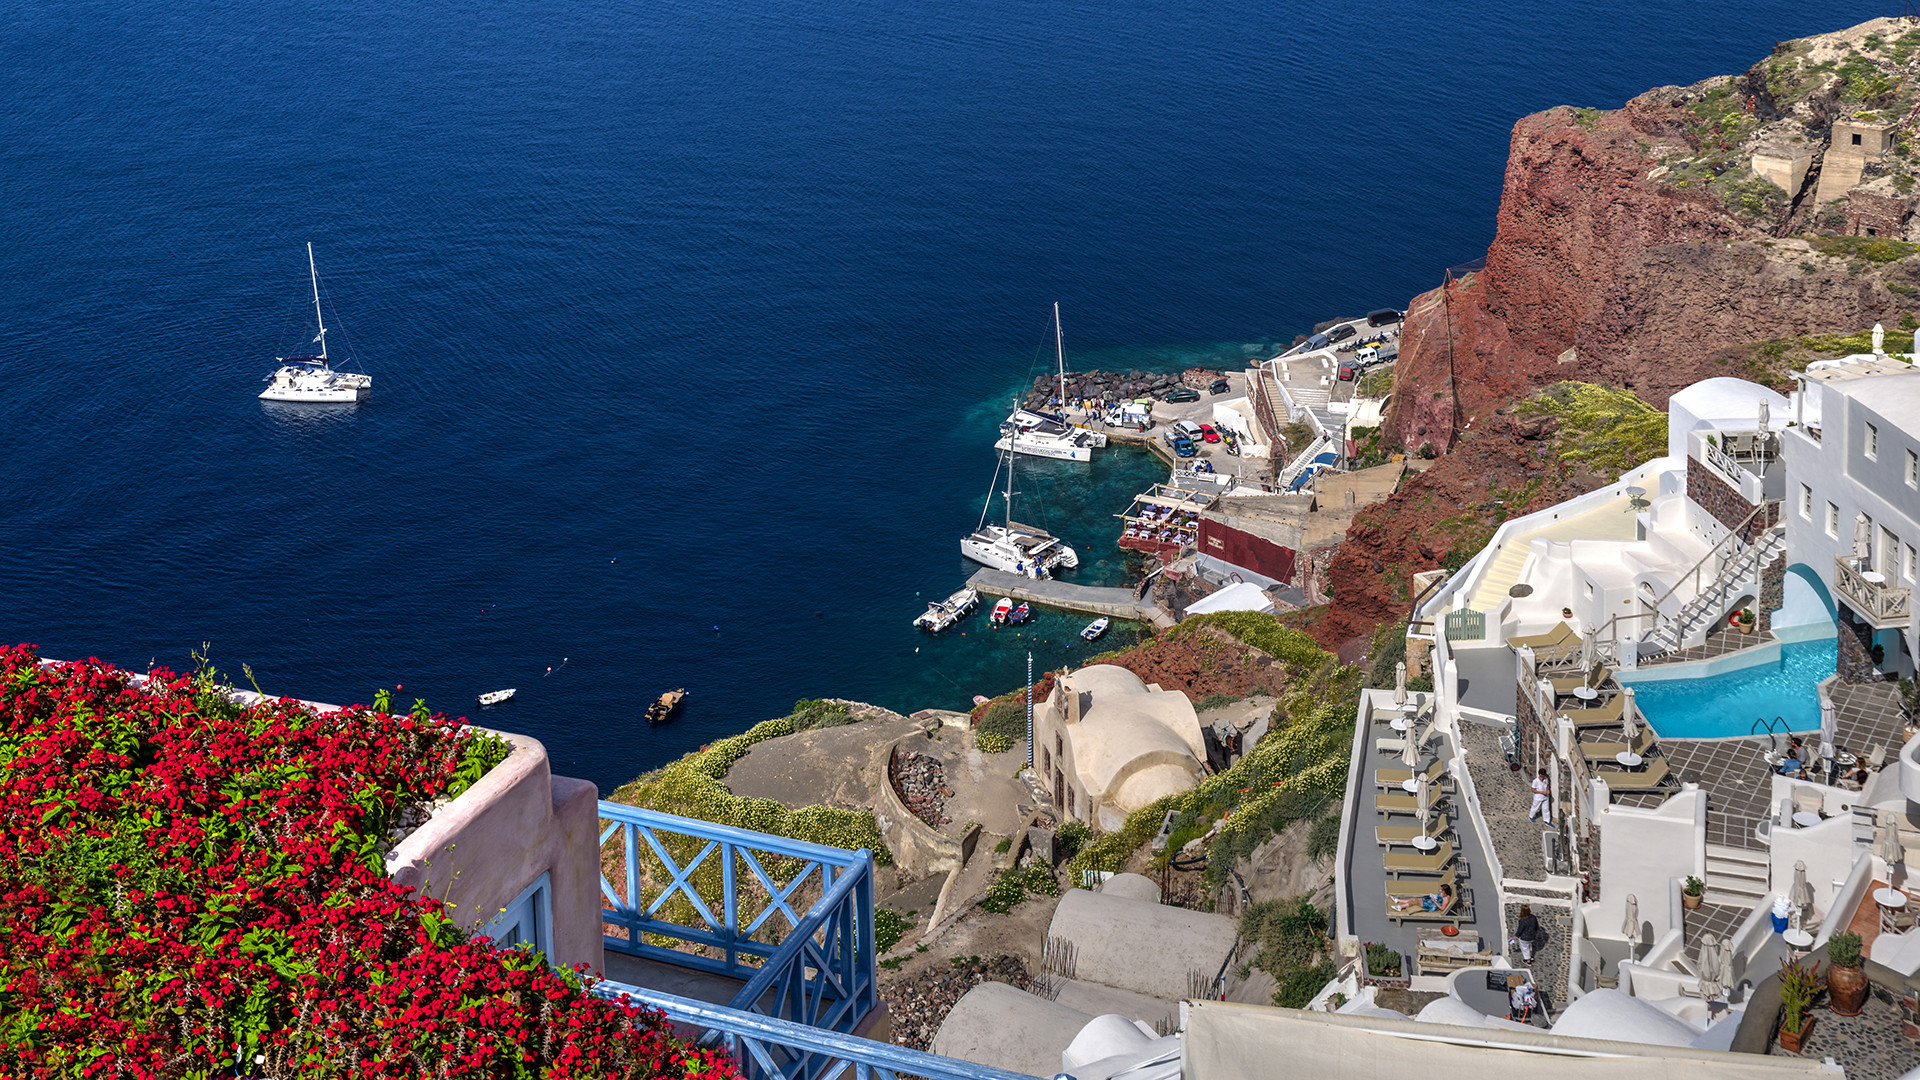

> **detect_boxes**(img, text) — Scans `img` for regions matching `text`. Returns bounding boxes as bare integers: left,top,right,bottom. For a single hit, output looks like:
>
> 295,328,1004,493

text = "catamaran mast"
1002,399,1018,525
308,242,327,361
1053,302,1066,412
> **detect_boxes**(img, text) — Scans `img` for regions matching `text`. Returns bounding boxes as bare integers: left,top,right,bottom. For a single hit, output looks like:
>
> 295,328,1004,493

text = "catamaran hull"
960,536,1080,576
259,385,370,403
994,435,1092,463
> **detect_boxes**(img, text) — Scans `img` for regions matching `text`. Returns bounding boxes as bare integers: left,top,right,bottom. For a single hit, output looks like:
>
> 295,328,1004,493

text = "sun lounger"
1507,624,1577,653
1384,842,1455,877
1385,866,1458,896
1377,792,1450,816
1548,664,1611,695
1376,759,1447,789
1584,728,1657,761
1389,888,1473,926
1563,695,1625,727
1377,815,1450,846
1596,758,1670,792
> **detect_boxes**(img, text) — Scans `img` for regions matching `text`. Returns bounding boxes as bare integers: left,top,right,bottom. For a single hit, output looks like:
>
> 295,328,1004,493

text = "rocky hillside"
1389,16,1920,454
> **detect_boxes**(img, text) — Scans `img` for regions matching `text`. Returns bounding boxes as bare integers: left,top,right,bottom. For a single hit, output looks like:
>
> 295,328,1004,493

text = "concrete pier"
965,569,1174,629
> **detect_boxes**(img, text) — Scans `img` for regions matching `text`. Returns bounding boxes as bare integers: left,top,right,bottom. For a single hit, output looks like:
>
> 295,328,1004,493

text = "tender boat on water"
477,688,516,706
1080,617,1109,641
646,688,686,724
260,243,373,403
913,586,980,632
1007,602,1031,625
989,597,1013,626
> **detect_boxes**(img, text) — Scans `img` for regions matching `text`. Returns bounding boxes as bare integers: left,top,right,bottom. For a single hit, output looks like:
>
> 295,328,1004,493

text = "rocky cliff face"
1388,17,1920,453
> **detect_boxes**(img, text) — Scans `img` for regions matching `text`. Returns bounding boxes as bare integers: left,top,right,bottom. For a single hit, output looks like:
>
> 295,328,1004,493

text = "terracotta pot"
1828,964,1869,1016
1683,890,1703,910
1738,621,1753,635
1778,1017,1814,1054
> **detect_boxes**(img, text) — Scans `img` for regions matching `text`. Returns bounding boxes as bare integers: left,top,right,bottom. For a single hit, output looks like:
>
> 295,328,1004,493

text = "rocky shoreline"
1020,367,1226,410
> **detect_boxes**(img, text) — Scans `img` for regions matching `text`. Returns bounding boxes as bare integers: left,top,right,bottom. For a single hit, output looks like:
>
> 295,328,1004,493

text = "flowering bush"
0,645,738,1080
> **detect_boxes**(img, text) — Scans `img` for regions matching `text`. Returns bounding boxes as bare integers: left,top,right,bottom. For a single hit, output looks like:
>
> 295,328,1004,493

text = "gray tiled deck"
1344,717,1492,957
1640,626,1777,667
1681,898,1750,946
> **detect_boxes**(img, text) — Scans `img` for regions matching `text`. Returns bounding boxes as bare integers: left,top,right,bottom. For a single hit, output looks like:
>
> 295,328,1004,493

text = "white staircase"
1276,433,1334,489
1468,543,1533,614
1703,845,1770,911
1647,527,1786,656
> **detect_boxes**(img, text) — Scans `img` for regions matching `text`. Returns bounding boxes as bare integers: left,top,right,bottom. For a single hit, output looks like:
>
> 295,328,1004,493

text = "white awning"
1183,581,1274,615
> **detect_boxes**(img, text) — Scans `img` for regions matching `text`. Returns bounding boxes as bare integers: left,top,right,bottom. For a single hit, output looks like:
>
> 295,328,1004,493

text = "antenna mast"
308,242,327,361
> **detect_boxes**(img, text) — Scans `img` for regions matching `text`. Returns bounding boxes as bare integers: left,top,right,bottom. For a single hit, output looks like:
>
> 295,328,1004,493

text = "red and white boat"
989,597,1014,626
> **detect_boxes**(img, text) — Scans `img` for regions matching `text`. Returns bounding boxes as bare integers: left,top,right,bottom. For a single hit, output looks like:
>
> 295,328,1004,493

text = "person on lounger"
1389,884,1453,913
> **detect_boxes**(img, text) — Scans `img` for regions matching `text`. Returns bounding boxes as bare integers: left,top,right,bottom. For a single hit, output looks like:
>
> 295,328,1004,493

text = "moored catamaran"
260,243,373,403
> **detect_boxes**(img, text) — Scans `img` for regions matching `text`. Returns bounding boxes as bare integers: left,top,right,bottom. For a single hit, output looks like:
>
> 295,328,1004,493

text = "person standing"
1510,905,1542,963
1528,767,1551,823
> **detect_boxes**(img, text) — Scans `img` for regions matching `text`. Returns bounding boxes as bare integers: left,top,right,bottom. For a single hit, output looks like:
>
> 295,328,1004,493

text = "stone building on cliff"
1033,663,1207,831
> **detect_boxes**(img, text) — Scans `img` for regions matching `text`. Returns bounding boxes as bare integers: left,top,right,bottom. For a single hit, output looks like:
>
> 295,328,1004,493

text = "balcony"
1834,555,1912,630
594,804,1042,1080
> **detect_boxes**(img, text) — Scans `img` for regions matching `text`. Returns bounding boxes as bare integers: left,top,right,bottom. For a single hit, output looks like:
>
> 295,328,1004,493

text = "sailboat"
961,418,1080,578
994,303,1106,462
260,243,373,403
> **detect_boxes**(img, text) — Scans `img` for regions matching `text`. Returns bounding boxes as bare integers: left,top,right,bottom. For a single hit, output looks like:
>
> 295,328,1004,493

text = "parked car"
1326,323,1357,344
1208,377,1231,395
1337,359,1360,381
1367,308,1404,327
1199,424,1221,443
1171,420,1204,441
1162,386,1200,403
1171,435,1197,458
1302,331,1331,351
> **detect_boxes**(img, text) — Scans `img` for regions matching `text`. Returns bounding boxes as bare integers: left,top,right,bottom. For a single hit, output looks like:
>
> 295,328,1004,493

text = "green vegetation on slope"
1513,382,1668,476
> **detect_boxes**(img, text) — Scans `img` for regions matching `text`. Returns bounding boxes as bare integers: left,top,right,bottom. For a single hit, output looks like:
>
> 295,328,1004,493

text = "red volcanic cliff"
1389,63,1918,451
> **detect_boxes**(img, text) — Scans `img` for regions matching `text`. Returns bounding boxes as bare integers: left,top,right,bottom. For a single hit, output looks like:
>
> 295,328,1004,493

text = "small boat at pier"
990,597,1013,626
1007,602,1031,625
477,688,516,706
1080,618,1109,641
646,688,686,724
914,587,980,632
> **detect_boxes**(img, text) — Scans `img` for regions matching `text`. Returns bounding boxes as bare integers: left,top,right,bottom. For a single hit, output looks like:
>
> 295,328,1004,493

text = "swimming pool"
1620,636,1838,740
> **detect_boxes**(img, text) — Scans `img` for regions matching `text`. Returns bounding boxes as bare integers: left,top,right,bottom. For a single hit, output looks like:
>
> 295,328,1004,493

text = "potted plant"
1682,875,1705,911
1827,932,1869,1016
1736,609,1755,635
1777,957,1823,1053
1561,607,1574,620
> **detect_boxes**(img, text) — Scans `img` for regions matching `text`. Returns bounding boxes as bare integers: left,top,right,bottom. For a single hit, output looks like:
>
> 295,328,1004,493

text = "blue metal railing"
594,983,1050,1080
598,803,877,1037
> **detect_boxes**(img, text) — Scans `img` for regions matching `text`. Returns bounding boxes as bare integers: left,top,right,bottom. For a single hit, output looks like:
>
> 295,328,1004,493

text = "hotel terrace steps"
1703,844,1771,910
1647,527,1787,657
1466,543,1531,614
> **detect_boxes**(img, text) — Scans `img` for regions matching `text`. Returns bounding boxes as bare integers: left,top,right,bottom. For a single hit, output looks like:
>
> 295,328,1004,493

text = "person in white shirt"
1528,768,1551,823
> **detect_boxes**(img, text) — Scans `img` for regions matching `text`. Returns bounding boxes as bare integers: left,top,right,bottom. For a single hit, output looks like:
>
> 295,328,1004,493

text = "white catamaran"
260,243,373,403
994,303,1106,462
962,420,1080,578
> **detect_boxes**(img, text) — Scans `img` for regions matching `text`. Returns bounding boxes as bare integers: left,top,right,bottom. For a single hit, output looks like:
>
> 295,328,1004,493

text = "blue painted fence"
597,803,877,1037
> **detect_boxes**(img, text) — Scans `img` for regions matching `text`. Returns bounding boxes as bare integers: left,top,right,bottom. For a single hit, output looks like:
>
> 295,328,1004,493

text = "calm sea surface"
0,0,1871,790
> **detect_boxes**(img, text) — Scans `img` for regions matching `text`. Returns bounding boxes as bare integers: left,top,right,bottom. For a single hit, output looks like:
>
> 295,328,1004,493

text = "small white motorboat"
1080,617,1109,642
913,586,980,632
478,688,516,706
989,597,1013,626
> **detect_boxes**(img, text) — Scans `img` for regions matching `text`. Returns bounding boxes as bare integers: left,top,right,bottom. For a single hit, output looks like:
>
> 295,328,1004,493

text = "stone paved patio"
1775,987,1913,1080
1500,900,1569,1018
1640,626,1777,667
1681,897,1749,946
1458,720,1549,882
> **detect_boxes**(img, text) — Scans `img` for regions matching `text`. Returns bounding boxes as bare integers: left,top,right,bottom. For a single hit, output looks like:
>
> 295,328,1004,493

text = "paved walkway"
965,569,1174,628
1640,626,1776,667
1458,720,1548,882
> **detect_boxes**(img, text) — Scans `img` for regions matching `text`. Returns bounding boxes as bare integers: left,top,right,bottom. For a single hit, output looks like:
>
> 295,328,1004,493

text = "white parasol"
1877,821,1906,885
1758,399,1770,433
1789,860,1814,914
1819,695,1837,765
1913,325,1919,360
1622,893,1640,941
1620,686,1640,745
1696,934,1723,1001
1402,727,1421,768
1416,773,1433,822
1856,513,1873,563
1581,627,1597,673
1395,660,1408,707
1718,937,1737,992
1874,322,1887,356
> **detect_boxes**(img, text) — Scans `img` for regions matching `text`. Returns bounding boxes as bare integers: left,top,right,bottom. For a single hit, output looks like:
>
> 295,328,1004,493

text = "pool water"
1622,636,1838,740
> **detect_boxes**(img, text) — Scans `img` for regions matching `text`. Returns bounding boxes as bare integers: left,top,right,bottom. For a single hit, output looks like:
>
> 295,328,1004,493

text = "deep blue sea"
0,0,1873,791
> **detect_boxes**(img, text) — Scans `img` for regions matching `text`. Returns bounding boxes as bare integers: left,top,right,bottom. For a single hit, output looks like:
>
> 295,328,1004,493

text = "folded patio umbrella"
1622,894,1639,940
1789,860,1813,912
1394,660,1407,707
1620,687,1639,744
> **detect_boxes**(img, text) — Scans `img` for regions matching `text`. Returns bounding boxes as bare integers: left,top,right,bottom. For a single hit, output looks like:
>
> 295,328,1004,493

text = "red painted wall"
1197,518,1296,584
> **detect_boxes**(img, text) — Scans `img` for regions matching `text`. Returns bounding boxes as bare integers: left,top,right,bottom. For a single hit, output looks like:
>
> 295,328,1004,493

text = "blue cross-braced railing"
597,803,877,1035
594,983,1053,1080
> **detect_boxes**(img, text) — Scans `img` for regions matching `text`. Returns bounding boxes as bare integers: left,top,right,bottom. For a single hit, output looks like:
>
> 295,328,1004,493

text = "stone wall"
1845,190,1918,238
1758,553,1786,634
1686,456,1776,541
1837,604,1880,683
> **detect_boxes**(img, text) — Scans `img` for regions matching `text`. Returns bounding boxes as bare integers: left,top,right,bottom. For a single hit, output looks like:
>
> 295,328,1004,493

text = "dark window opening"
1853,133,1864,145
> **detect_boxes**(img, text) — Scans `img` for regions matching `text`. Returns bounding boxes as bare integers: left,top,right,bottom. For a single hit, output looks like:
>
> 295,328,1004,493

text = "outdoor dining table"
1573,687,1599,702
1863,571,1888,586
1389,717,1408,732
1615,752,1644,770
1875,887,1910,933
1411,835,1439,852
1402,778,1421,793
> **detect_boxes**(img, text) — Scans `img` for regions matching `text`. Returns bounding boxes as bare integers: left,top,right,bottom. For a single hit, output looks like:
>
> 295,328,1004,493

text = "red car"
1198,424,1221,443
